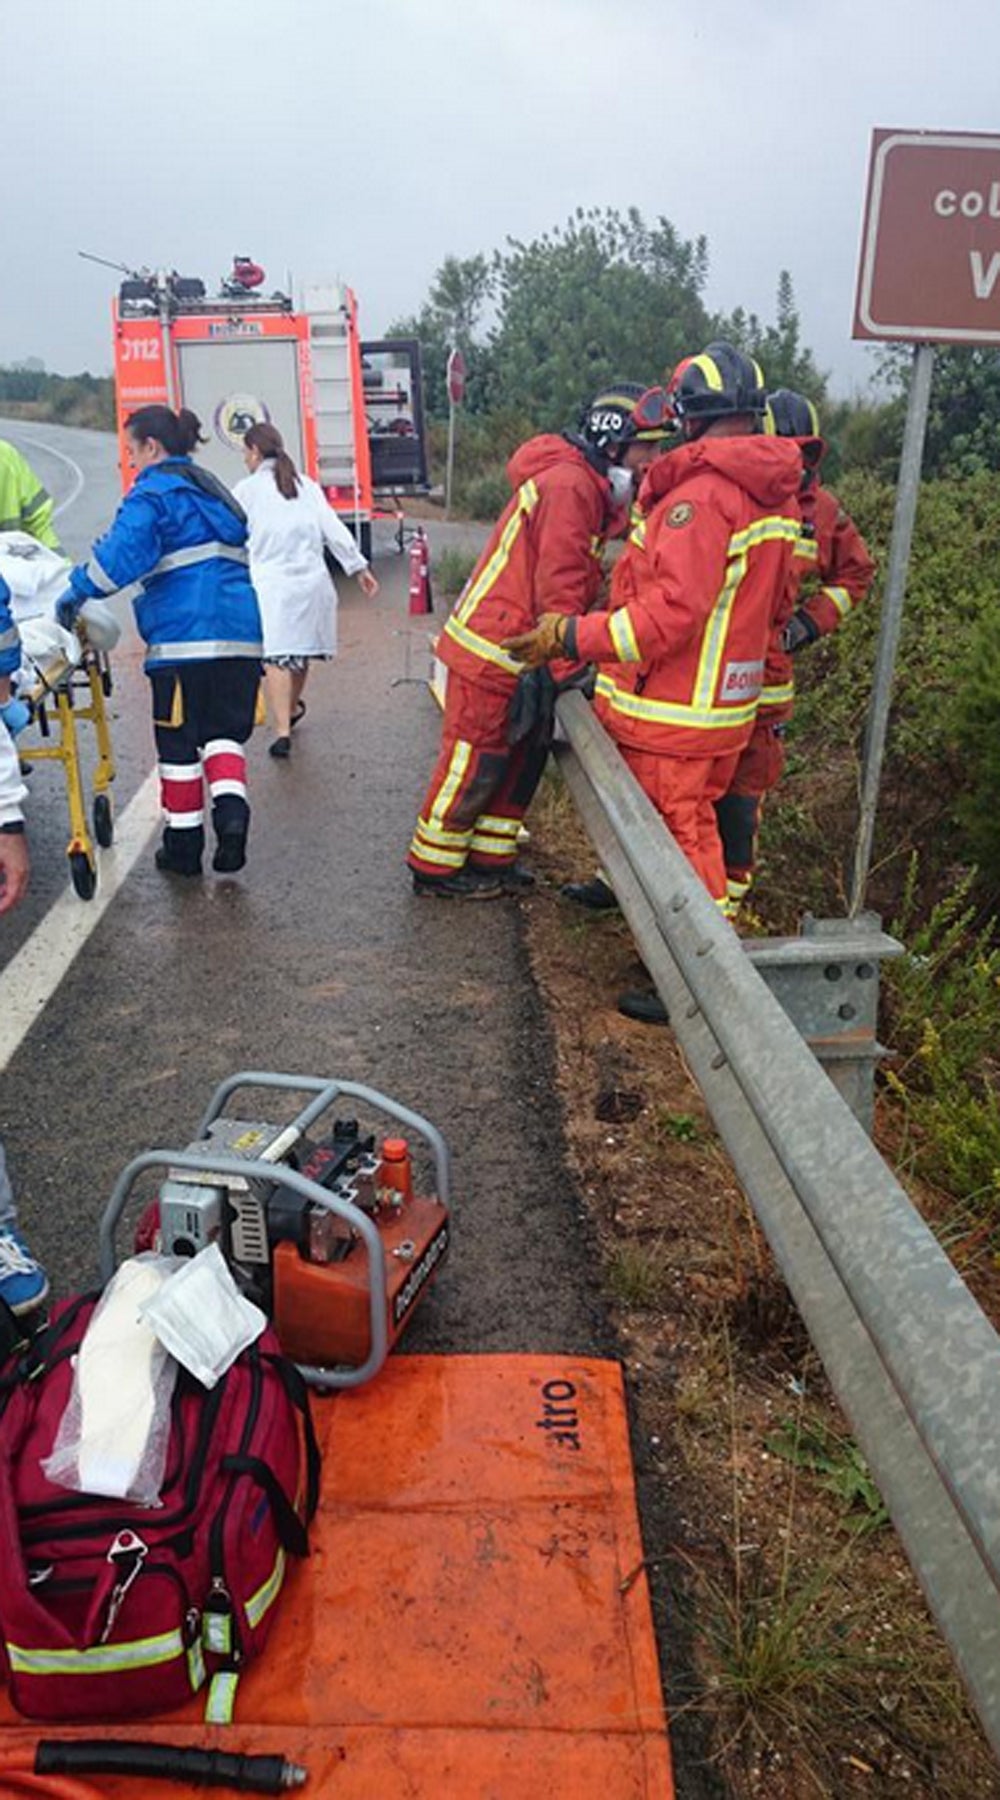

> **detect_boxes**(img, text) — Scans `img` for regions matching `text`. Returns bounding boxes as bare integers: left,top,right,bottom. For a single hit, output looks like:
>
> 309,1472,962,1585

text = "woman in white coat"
234,423,379,758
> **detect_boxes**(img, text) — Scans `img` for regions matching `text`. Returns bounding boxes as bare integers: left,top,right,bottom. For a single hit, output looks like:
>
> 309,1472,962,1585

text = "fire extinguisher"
408,527,433,616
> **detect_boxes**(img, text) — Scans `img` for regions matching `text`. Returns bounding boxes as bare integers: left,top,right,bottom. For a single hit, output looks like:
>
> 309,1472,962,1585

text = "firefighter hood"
639,434,802,515
440,434,612,693
505,433,609,501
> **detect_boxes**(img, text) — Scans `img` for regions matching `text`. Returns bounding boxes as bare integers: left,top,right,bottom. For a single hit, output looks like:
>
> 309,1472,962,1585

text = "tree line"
0,367,114,431
390,204,1000,511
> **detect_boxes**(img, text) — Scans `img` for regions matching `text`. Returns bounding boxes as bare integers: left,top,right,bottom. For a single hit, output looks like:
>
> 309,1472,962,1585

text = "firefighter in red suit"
505,343,801,1018
715,389,875,917
407,386,670,898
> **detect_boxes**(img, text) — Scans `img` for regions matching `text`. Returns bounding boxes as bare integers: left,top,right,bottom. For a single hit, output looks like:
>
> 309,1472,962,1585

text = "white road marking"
0,769,160,1073
4,430,85,518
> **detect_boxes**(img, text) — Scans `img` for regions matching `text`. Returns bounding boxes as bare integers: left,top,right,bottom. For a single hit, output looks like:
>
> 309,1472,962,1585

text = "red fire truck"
111,260,428,557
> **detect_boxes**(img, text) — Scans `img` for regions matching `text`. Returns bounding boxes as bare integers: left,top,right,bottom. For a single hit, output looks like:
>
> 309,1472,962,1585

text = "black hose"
35,1740,307,1794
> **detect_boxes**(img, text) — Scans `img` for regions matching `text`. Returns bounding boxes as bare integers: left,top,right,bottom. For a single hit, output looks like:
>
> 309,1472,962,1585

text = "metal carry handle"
98,1150,389,1392
196,1071,451,1206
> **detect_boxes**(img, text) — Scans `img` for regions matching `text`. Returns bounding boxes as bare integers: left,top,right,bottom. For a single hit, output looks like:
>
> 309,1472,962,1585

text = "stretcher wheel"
93,793,114,848
69,850,97,901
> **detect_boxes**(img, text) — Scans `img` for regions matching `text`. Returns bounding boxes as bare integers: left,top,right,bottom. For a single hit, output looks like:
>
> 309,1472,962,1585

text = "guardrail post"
744,914,904,1134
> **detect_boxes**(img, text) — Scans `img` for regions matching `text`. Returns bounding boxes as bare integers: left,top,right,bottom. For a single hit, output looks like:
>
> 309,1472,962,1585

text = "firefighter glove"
502,612,569,668
508,667,558,745
782,609,820,655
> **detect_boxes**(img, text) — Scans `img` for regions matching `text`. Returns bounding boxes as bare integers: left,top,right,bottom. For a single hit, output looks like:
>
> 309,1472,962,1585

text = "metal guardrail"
554,688,1000,1758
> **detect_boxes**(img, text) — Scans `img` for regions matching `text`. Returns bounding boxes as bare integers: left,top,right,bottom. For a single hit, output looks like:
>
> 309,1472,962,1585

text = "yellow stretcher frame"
17,644,117,901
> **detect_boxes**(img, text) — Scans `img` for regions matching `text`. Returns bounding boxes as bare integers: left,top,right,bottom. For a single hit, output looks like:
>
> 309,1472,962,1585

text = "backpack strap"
0,1290,97,1400
220,1455,310,1558
262,1353,321,1522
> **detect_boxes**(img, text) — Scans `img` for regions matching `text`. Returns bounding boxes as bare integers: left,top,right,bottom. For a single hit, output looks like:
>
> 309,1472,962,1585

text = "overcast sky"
6,0,999,398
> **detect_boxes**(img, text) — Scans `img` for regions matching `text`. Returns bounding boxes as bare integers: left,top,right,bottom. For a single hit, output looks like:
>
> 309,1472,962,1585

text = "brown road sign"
854,128,1000,343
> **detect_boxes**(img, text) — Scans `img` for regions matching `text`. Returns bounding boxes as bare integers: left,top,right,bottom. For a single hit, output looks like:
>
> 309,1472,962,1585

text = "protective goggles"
630,386,676,439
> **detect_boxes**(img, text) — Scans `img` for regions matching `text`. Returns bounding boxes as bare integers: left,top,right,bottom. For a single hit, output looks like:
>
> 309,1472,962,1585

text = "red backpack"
0,1293,319,1723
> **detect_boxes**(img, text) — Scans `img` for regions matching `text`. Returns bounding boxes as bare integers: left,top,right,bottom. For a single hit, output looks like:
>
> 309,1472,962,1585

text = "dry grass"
520,769,1000,1799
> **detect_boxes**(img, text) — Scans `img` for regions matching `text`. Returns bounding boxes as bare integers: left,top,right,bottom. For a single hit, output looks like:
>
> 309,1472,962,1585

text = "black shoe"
412,867,503,900
213,830,247,873
617,989,670,1026
269,736,291,759
499,861,536,891
155,846,202,877
561,877,618,910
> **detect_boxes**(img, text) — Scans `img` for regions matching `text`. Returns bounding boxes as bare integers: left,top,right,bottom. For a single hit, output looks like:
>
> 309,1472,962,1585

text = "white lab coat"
232,464,368,659
0,717,25,827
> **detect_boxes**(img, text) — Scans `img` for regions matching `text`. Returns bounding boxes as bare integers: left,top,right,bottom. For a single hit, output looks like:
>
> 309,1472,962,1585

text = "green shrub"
456,469,510,522
433,546,479,600
757,470,1000,926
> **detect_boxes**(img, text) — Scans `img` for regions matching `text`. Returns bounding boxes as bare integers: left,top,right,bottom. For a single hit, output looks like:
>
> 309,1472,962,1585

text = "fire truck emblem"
214,393,270,450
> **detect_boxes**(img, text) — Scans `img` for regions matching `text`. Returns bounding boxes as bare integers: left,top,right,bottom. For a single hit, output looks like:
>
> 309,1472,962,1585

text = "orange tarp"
0,1355,673,1799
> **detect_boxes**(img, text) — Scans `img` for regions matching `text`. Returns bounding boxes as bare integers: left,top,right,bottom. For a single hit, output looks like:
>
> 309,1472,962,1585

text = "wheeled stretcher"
1,534,118,901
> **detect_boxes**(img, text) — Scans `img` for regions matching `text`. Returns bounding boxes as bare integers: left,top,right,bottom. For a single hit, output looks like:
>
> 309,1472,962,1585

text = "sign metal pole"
848,341,935,916
445,397,456,521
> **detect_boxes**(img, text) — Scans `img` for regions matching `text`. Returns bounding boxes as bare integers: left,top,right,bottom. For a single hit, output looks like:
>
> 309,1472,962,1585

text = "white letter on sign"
970,251,1000,301
934,189,957,216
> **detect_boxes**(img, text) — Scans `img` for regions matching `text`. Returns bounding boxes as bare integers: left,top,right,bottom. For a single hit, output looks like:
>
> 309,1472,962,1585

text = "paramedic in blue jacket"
58,406,262,876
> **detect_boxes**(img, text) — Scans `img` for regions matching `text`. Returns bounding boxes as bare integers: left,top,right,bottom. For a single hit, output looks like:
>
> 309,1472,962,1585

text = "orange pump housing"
273,1194,449,1367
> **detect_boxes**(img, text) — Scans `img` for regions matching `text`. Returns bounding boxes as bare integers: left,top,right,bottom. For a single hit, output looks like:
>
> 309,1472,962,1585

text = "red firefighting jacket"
567,435,802,757
440,435,611,694
758,471,875,720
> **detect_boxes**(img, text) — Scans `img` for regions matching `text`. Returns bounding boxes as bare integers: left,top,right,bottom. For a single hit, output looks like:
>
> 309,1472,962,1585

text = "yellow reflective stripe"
628,516,647,550
729,518,801,555
693,545,744,710
187,1636,206,1693
469,835,516,858
455,480,539,626
246,1547,285,1630
8,1628,184,1676
795,534,819,562
205,1669,239,1724
416,815,473,847
589,534,604,563
442,615,522,675
609,608,642,663
409,837,466,868
693,517,799,712
430,739,472,831
760,681,795,706
822,584,853,619
595,673,758,731
474,814,520,836
689,353,724,390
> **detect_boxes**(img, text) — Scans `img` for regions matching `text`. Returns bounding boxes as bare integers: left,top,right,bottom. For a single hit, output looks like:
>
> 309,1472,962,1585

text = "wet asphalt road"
0,422,610,1355
0,425,725,1797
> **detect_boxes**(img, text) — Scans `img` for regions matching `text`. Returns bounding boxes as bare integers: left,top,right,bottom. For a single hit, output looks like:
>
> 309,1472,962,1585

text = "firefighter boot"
412,867,503,900
561,876,618,910
617,989,670,1027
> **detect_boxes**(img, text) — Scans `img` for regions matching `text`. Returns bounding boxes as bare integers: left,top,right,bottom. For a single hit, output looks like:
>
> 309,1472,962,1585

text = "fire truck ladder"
304,285,363,538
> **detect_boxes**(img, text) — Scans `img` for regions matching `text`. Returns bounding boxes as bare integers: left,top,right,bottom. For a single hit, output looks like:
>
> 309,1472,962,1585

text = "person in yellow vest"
0,440,61,549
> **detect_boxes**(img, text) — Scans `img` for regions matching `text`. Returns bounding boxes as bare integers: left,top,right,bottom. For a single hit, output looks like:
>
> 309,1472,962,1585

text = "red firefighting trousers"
619,745,742,908
714,716,787,914
408,673,549,878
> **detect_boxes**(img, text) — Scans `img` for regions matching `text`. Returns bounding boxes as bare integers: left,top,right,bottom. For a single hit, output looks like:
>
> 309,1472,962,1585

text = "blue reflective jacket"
0,576,19,678
69,460,262,670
